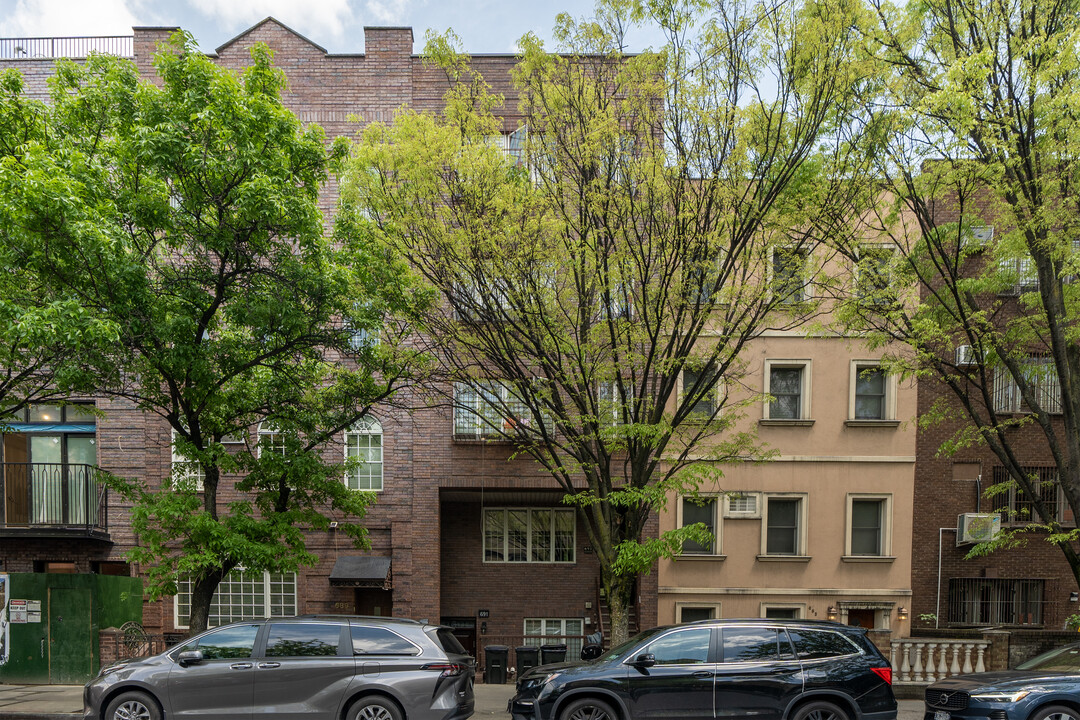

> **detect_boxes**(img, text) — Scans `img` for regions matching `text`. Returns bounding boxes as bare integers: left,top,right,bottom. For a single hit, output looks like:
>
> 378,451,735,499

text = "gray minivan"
83,615,475,720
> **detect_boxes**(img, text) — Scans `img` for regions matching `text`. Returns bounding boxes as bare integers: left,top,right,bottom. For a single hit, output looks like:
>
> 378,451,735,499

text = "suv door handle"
230,662,254,670
258,662,281,669
692,671,714,678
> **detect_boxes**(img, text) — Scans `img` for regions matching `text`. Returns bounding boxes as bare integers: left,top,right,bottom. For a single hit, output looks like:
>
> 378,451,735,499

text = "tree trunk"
187,565,231,634
604,574,635,646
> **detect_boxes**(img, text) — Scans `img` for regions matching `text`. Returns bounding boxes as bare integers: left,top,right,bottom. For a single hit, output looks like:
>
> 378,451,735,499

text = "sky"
0,0,666,55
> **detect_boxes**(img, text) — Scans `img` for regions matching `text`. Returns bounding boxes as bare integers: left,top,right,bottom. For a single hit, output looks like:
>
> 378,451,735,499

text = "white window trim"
483,507,577,564
170,428,205,491
762,359,813,422
344,416,383,492
676,602,722,623
257,421,285,458
854,243,898,298
759,493,809,558
847,360,898,422
677,495,722,556
679,367,724,419
844,493,893,559
173,569,297,630
723,491,761,519
759,602,805,620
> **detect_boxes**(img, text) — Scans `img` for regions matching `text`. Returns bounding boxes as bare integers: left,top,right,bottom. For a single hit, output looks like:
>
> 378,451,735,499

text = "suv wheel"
104,691,161,720
792,700,850,720
349,696,404,720
561,697,618,720
1030,706,1080,720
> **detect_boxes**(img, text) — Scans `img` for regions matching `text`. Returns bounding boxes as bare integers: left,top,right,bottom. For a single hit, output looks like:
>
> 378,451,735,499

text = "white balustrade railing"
889,639,990,684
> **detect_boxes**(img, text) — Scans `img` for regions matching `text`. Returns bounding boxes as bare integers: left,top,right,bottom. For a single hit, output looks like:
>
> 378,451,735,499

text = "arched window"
345,417,383,491
258,421,285,458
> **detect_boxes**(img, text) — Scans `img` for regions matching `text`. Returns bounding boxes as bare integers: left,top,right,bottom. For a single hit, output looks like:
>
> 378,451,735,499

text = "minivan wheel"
1030,706,1080,720
349,696,404,720
561,697,618,720
104,691,161,720
792,700,850,720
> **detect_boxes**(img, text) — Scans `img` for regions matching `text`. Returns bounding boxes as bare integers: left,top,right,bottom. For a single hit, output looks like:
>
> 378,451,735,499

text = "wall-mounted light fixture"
481,621,487,635
827,606,838,621
897,606,908,621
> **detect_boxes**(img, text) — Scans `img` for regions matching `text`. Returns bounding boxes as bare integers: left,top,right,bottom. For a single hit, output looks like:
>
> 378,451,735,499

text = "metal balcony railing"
0,462,108,534
0,36,133,59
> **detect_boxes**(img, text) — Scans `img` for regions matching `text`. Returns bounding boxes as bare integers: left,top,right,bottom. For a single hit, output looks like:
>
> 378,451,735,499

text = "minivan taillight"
870,667,892,685
422,663,464,678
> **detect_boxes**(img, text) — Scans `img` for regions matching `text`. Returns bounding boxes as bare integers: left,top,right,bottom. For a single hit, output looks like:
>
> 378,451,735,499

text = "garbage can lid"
540,643,568,650
485,645,509,651
515,645,539,652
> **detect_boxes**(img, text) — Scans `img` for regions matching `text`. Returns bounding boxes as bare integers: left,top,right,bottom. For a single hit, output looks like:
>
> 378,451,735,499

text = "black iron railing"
0,36,133,59
0,462,108,532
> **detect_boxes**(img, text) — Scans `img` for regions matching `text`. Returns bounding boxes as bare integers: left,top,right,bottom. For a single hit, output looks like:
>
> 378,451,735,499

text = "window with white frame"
855,244,896,303
484,508,575,563
345,417,383,491
597,381,627,427
764,361,812,420
849,362,895,421
846,495,891,557
258,421,285,457
454,381,548,439
523,618,584,658
763,495,806,556
680,496,718,554
992,357,1062,414
771,246,810,304
175,569,296,629
171,428,205,491
682,366,718,418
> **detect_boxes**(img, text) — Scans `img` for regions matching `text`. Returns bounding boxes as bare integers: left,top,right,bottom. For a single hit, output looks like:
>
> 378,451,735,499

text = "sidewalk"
0,681,925,719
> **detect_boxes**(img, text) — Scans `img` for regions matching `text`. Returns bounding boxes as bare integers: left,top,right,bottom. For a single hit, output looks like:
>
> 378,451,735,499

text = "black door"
714,626,803,720
627,626,716,720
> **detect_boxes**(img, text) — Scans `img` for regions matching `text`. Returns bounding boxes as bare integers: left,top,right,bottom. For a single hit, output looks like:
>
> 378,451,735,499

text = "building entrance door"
354,588,393,616
49,587,93,683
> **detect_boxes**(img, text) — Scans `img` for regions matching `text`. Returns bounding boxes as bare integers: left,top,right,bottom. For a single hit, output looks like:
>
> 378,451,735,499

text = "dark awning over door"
329,556,392,589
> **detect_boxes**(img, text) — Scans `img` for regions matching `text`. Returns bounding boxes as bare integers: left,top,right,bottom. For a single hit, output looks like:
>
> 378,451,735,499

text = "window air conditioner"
956,513,1001,546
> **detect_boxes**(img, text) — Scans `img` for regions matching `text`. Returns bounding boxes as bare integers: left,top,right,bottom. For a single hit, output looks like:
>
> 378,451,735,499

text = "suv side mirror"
177,650,204,667
630,653,656,668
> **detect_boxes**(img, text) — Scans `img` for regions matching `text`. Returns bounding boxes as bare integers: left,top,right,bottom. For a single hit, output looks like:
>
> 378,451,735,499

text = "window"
597,381,628,427
171,429,205,491
990,466,1062,523
678,604,719,623
856,244,896,303
345,417,383,491
999,253,1040,294
771,246,809,304
174,569,296,629
762,605,802,620
849,362,894,421
524,618,584,658
788,629,860,659
722,627,793,662
682,367,718,417
266,623,342,657
483,508,575,563
352,626,421,655
680,496,718,555
258,421,285,457
846,495,891,557
948,578,1043,626
453,381,544,439
645,627,712,665
723,492,760,518
763,495,805,557
993,357,1062,414
763,361,811,421
178,624,259,660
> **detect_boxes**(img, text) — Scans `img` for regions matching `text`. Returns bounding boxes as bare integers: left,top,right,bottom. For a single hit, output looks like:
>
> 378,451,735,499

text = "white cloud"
0,0,140,37
187,0,357,42
363,0,410,24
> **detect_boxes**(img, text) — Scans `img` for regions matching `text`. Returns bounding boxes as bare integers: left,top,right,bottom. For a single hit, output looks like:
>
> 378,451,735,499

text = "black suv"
84,615,475,720
508,619,895,720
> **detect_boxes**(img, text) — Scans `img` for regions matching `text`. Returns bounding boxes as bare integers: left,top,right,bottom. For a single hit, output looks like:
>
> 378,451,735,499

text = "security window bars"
483,508,575,563
175,569,296,629
948,578,1044,627
992,357,1062,414
991,466,1062,523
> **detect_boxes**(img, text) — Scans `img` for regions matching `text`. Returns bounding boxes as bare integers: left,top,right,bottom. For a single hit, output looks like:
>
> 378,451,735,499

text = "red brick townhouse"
0,19,617,677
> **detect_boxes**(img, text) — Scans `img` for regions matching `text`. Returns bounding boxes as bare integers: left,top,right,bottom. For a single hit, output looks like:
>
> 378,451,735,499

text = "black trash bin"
485,645,509,684
540,643,567,665
516,645,539,676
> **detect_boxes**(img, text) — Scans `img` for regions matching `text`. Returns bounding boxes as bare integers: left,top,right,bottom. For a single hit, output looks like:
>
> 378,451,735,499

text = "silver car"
83,615,475,720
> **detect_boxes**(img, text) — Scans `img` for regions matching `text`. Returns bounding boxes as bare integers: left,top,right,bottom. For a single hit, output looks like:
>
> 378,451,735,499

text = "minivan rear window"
352,626,420,656
788,629,861,660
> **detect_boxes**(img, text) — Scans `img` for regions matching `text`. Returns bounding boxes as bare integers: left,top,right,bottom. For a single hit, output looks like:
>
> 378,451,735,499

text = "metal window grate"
947,577,1044,626
991,466,1060,523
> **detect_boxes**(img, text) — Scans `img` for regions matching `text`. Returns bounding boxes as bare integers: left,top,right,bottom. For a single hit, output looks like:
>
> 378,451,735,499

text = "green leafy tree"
830,0,1080,587
0,35,429,633
342,0,868,643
